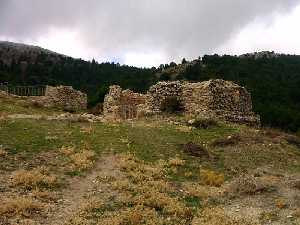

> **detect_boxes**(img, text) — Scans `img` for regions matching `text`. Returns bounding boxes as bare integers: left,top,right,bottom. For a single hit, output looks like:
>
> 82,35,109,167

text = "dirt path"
48,155,121,225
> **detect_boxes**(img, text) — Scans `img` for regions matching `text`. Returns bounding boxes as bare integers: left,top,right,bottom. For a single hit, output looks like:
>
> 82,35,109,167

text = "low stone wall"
32,86,87,111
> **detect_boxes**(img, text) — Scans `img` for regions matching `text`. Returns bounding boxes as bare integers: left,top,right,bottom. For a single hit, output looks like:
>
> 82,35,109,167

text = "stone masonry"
103,85,146,120
32,86,87,111
103,79,260,125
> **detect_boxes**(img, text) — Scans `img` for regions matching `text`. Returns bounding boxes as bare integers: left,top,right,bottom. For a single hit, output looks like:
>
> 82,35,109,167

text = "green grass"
0,118,238,181
0,96,63,115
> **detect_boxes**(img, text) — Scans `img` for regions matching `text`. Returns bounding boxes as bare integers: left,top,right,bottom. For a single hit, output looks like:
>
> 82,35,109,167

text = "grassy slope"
0,101,300,224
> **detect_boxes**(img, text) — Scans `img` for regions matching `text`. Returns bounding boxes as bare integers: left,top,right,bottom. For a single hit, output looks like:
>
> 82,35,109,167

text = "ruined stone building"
103,79,260,125
37,86,87,111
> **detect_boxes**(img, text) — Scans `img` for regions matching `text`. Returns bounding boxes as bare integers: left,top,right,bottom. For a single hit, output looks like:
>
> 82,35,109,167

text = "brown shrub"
0,197,44,218
11,168,57,189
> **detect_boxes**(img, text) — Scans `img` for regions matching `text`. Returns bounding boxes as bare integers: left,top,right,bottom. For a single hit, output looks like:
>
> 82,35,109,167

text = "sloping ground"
0,112,300,224
0,91,64,116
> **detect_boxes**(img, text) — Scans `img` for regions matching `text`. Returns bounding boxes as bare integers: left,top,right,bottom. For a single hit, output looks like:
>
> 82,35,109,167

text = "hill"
0,42,299,132
0,97,300,224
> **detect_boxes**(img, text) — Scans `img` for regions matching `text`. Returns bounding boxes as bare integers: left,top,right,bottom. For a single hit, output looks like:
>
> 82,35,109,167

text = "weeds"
200,169,224,187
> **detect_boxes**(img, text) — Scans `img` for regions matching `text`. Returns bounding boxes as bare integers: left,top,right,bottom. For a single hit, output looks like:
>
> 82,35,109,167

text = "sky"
1,0,300,67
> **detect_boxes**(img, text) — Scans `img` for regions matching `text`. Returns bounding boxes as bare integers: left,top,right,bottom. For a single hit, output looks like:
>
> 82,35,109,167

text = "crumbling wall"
103,85,146,120
32,86,87,111
181,80,259,125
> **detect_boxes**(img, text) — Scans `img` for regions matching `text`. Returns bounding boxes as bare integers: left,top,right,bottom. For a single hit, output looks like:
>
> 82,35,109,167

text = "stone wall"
103,85,146,120
32,86,87,111
181,80,259,125
103,79,260,126
146,81,183,113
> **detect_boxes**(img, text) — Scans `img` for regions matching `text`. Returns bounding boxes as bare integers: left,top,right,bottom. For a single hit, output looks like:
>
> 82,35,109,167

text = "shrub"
11,168,57,189
188,118,218,129
210,134,241,147
183,142,210,158
200,169,224,187
160,96,183,113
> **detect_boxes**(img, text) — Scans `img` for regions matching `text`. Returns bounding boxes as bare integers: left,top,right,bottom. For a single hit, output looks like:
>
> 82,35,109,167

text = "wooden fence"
0,85,46,96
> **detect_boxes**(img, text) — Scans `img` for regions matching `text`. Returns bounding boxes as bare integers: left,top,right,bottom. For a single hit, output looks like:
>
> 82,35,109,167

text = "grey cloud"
0,0,299,65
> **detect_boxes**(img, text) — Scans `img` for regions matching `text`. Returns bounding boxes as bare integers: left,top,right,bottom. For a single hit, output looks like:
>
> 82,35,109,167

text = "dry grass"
32,190,58,202
200,169,224,187
192,207,258,225
183,183,210,199
59,145,75,156
94,153,194,224
168,156,185,167
60,145,96,171
69,150,96,171
275,199,288,209
0,147,8,157
80,125,94,134
11,168,57,189
98,205,163,225
0,196,44,218
227,174,270,195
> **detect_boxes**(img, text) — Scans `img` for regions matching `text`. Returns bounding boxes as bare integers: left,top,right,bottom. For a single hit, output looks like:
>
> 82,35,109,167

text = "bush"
188,118,218,129
200,169,224,187
160,96,183,113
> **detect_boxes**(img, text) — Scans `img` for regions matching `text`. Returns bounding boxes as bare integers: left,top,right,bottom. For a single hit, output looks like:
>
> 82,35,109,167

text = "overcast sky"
1,0,300,67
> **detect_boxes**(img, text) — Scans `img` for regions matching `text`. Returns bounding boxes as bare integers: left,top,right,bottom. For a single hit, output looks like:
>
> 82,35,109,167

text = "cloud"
0,0,299,66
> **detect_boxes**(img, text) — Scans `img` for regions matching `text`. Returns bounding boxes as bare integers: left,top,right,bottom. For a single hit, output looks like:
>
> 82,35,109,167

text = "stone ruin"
32,86,87,112
103,79,260,125
103,85,146,120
